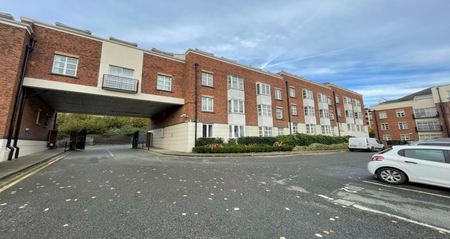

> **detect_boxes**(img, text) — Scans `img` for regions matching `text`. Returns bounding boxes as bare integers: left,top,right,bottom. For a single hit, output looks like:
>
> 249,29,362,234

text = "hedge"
293,143,348,151
237,136,277,145
276,133,351,147
192,144,293,153
196,137,224,146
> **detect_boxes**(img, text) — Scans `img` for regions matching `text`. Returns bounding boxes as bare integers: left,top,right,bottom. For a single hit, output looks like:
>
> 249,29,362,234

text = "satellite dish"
379,97,387,104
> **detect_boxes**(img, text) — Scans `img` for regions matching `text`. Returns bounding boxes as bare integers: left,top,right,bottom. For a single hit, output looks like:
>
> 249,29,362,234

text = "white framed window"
381,123,389,130
379,112,387,119
228,100,244,113
157,75,172,91
356,125,361,132
227,75,244,90
160,128,164,138
202,72,213,87
278,127,284,136
292,123,298,133
343,96,350,104
353,99,361,107
347,124,351,131
329,111,335,120
274,89,282,100
306,124,317,134
110,65,134,78
229,125,245,138
337,108,342,117
256,83,271,95
304,106,315,116
414,107,437,118
327,97,332,105
354,112,362,119
400,134,410,141
416,121,440,131
291,105,297,115
396,110,406,118
335,95,340,103
202,97,214,112
36,109,41,125
319,109,329,118
398,122,408,130
108,66,135,90
259,127,273,137
52,54,78,76
289,87,296,97
202,124,213,137
345,110,353,118
302,89,313,99
276,108,283,119
257,104,272,116
321,125,331,135
383,135,391,141
418,134,442,140
317,93,327,102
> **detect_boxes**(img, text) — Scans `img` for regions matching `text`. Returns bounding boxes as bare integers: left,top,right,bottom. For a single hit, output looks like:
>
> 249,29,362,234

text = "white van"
348,137,385,152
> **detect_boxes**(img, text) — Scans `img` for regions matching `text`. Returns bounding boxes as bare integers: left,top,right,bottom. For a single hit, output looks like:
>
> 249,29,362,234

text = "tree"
368,127,375,138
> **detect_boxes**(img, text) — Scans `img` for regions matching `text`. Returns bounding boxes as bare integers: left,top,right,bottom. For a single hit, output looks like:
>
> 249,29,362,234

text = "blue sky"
2,0,449,106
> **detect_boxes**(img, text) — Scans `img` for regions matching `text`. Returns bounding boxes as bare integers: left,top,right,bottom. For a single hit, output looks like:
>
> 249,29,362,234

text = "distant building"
370,84,450,142
364,107,373,127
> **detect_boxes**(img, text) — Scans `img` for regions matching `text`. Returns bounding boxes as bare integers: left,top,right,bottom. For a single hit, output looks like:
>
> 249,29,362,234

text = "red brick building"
0,14,368,160
371,86,450,144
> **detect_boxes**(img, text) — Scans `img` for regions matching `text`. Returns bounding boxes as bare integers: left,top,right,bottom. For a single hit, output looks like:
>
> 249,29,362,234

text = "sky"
2,0,449,106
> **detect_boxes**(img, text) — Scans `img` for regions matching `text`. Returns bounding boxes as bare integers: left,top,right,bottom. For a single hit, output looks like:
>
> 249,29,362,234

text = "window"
400,134,410,141
356,125,360,132
329,111,335,120
337,108,342,117
354,112,362,119
257,104,272,117
335,95,340,104
278,127,284,136
345,110,353,118
379,112,387,119
44,114,49,127
398,122,408,130
353,99,361,107
292,123,298,133
52,54,78,76
276,108,283,119
202,97,213,112
202,72,213,87
383,135,391,141
160,128,164,138
228,75,244,90
228,100,244,113
306,124,316,134
157,75,172,91
347,124,351,131
414,107,437,118
36,110,41,125
229,125,245,138
319,109,329,118
317,93,327,102
321,125,331,135
304,106,315,116
343,96,351,104
202,124,213,137
327,97,332,105
256,83,271,95
108,66,135,90
381,123,389,130
403,149,446,163
419,134,442,140
302,89,313,99
416,121,440,131
289,88,296,97
396,110,406,118
274,89,282,100
291,105,297,115
259,127,273,137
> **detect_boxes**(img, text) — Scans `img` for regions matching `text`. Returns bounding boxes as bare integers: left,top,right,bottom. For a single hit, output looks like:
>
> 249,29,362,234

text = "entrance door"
76,130,87,150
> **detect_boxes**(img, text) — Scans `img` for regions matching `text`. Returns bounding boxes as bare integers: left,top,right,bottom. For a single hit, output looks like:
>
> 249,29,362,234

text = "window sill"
201,85,215,89
228,88,244,91
276,118,284,120
156,89,174,93
228,112,245,115
292,114,298,116
48,72,79,79
290,96,296,99
275,99,283,101
201,111,215,114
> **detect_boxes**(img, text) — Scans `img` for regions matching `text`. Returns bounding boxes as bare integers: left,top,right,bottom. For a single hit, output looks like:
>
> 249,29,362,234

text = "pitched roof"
382,87,432,104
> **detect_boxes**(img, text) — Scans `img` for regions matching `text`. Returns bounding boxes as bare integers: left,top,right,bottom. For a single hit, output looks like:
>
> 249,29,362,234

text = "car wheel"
377,168,407,184
371,147,375,152
349,148,354,152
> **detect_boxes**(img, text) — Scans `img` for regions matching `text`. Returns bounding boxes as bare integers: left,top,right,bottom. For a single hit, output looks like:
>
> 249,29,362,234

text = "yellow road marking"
0,152,70,194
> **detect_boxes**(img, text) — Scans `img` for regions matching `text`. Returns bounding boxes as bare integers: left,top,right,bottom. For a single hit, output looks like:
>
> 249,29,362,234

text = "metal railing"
412,112,439,119
102,74,139,93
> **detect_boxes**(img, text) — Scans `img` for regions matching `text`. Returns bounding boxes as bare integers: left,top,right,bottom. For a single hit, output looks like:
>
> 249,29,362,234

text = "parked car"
348,137,384,152
368,145,450,188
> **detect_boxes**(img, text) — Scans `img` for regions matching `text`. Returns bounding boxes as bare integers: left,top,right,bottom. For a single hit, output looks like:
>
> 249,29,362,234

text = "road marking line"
363,181,450,199
106,149,114,157
317,194,334,200
0,152,70,194
353,204,450,234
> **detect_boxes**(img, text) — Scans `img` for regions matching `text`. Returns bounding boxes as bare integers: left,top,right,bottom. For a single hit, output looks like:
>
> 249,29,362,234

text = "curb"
143,149,348,157
0,151,68,181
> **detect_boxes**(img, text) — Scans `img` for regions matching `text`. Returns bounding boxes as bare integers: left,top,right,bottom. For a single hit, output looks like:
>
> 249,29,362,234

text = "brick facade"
373,106,419,141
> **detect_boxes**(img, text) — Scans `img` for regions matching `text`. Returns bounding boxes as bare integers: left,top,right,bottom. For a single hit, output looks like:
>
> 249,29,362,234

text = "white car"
368,145,450,189
348,137,385,152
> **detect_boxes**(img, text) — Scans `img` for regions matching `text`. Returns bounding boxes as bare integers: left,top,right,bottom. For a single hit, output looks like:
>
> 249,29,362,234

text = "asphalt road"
0,145,449,239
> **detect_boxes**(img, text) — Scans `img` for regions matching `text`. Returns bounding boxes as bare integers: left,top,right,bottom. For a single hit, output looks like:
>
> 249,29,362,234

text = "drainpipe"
194,63,199,146
372,109,380,139
13,89,28,158
436,87,450,137
332,91,341,136
6,38,36,161
285,81,292,134
53,112,58,130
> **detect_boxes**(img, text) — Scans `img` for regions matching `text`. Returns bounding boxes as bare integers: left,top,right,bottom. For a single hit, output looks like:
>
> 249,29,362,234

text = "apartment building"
370,85,450,142
0,14,367,161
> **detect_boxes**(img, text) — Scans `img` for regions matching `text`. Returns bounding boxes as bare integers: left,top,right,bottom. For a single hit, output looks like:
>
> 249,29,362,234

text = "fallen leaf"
330,218,335,221
323,231,329,234
65,199,71,202
0,203,7,206
234,207,240,211
182,213,187,216
10,191,16,195
280,237,286,239
208,198,213,200
91,196,97,199
315,234,322,238
295,195,300,199
84,209,89,212
63,224,69,227
391,220,397,223
44,208,49,211
285,208,291,211
231,189,237,192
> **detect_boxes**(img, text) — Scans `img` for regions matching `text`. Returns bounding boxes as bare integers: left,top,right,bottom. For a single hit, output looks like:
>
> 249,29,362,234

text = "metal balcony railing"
415,125,443,132
412,112,439,119
102,74,139,93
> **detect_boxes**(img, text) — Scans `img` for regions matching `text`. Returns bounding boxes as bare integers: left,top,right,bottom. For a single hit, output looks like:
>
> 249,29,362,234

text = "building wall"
372,106,418,141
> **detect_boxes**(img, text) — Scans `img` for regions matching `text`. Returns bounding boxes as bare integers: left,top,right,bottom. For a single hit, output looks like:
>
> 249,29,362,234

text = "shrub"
237,136,277,146
227,138,237,145
293,143,348,151
277,133,351,147
192,144,293,153
196,137,224,146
